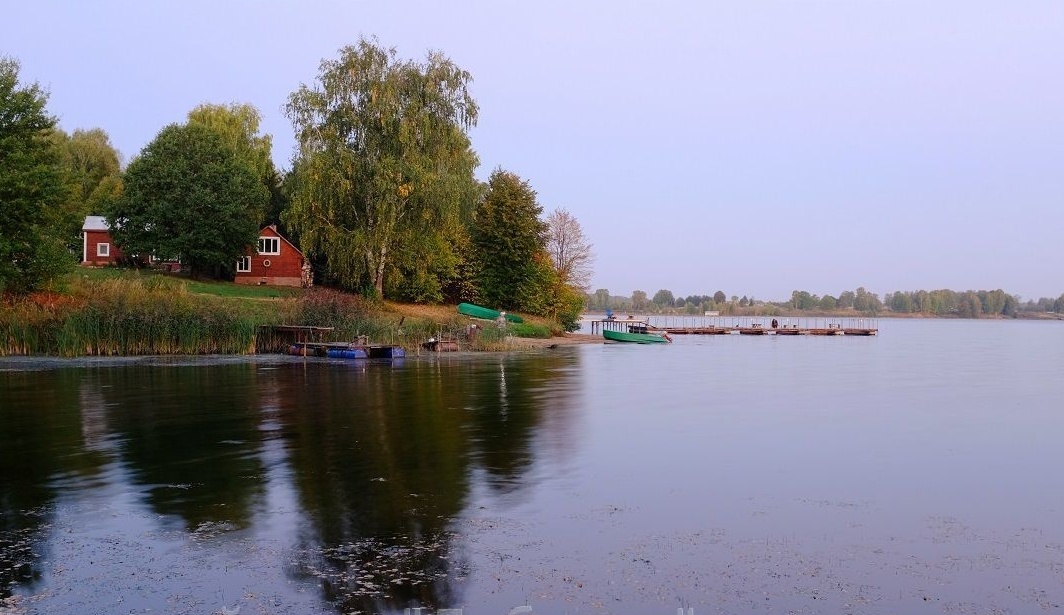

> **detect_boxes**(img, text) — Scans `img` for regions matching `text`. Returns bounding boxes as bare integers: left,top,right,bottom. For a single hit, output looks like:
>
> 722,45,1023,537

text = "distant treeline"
587,287,1064,318
882,289,1064,317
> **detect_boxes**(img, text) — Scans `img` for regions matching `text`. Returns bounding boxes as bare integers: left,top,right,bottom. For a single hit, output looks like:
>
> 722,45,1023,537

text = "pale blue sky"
6,1,1063,301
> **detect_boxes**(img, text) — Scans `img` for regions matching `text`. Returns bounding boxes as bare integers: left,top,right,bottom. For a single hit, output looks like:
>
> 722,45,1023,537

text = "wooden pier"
589,316,877,337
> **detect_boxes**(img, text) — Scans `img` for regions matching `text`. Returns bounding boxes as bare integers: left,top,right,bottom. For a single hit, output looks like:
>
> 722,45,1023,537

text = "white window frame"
257,237,280,255
236,256,251,273
97,243,110,257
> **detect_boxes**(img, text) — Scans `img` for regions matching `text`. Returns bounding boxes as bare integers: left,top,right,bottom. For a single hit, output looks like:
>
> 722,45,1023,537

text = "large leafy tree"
471,169,548,311
51,127,124,250
187,103,273,180
651,289,675,308
631,290,648,311
0,57,71,294
107,123,267,276
285,37,480,298
187,103,285,230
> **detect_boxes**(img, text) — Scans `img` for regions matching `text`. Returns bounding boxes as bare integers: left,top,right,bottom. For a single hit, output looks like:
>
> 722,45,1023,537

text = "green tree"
713,290,726,305
590,288,610,309
891,291,912,313
913,290,930,313
471,169,547,311
440,228,480,304
187,103,282,228
0,57,71,294
958,291,982,318
981,289,1008,316
187,103,273,180
652,289,674,307
792,290,818,310
631,290,648,311
1002,293,1018,317
853,287,879,313
107,123,267,276
285,37,480,297
51,127,124,248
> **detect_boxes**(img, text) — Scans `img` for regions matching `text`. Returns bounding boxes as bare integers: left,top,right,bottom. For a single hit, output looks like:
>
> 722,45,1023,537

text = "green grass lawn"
73,267,304,299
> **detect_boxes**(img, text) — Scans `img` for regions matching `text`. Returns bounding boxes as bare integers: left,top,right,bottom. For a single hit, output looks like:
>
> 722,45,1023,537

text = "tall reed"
0,298,63,355
0,276,264,356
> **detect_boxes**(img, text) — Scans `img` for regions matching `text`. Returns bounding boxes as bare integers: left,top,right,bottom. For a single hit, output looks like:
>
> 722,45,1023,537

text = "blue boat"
327,345,405,359
326,347,369,359
288,342,406,359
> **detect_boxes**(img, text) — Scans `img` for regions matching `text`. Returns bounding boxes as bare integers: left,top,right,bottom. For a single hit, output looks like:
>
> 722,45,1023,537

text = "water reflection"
275,353,582,612
0,351,583,613
0,370,107,599
100,365,267,531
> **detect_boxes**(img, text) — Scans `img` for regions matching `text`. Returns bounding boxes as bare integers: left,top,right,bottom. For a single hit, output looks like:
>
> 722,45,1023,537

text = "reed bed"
0,298,64,355
1,274,550,357
2,277,263,356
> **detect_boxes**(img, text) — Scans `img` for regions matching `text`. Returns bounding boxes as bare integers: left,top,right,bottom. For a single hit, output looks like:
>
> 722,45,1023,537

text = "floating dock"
288,340,406,359
590,316,877,337
256,326,406,358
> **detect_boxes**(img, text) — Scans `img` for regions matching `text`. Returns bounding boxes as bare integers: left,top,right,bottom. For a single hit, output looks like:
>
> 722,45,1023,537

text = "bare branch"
545,208,594,292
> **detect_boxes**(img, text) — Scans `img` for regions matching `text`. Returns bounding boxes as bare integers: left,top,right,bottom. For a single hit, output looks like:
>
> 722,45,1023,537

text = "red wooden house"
235,225,305,287
81,216,124,266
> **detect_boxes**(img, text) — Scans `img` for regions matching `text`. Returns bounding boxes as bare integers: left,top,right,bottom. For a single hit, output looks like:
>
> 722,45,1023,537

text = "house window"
97,243,110,257
236,256,251,273
257,237,280,255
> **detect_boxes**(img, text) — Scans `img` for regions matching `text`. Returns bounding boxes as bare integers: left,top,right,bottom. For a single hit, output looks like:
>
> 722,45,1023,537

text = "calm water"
2,319,1063,615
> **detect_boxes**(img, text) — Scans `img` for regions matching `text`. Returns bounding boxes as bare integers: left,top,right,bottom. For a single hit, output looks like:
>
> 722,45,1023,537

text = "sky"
5,1,1063,302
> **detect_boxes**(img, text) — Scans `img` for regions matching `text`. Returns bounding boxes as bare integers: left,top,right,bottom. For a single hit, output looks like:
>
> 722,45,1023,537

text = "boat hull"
457,302,524,323
603,329,670,344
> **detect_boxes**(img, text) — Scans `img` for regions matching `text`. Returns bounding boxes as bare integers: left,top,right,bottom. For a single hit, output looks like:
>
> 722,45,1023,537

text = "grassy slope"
73,267,302,299
69,268,562,341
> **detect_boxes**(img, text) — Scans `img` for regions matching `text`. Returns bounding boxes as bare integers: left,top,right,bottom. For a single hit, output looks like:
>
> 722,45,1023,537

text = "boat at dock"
603,328,671,344
287,341,405,359
458,302,524,323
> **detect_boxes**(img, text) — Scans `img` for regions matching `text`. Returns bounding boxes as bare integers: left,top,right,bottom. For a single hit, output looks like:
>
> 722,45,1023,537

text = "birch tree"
285,38,479,297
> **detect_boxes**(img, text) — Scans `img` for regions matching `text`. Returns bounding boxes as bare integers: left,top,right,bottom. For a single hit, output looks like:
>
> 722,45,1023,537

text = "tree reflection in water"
0,351,581,614
0,370,109,600
277,352,580,613
102,364,267,532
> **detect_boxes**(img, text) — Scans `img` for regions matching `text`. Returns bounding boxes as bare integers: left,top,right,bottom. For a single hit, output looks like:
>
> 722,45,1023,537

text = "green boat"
602,328,671,344
457,302,524,323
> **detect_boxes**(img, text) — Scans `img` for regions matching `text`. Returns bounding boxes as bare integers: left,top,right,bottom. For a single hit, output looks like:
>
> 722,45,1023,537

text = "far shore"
580,311,1062,321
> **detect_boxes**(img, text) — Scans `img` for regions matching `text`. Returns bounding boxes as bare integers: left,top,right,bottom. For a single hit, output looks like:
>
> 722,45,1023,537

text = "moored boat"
603,329,671,344
457,302,524,323
287,342,405,359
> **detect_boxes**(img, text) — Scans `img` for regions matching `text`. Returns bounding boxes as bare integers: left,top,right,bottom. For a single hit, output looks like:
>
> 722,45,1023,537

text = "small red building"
235,225,305,287
82,216,124,266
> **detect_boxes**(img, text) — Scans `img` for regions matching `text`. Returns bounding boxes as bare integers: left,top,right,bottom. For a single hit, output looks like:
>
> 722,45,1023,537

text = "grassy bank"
0,269,557,357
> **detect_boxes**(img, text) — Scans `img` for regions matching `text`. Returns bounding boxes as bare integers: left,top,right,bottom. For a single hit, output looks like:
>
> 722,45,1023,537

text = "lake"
2,318,1063,614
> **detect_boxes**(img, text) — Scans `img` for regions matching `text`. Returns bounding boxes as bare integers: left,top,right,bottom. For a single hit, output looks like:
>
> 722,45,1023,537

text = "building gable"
234,225,305,287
